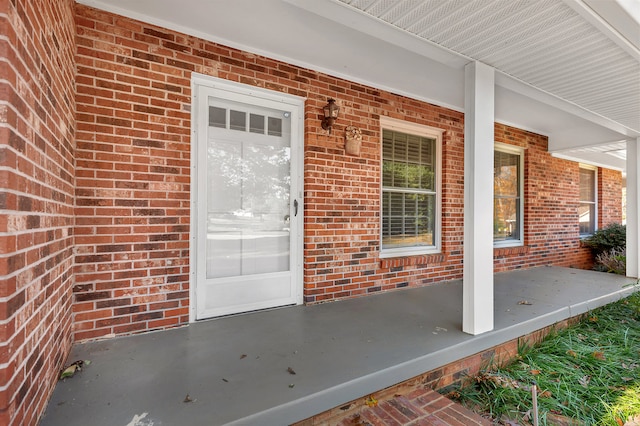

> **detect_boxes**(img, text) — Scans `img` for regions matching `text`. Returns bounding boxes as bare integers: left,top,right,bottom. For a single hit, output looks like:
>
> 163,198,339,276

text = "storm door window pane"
250,114,265,134
268,117,282,137
579,167,597,235
230,110,246,131
494,149,521,242
209,106,226,128
382,129,436,250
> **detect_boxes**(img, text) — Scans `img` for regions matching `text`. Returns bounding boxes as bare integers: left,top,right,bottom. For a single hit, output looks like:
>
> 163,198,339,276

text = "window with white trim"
494,143,524,246
380,118,442,257
579,165,597,235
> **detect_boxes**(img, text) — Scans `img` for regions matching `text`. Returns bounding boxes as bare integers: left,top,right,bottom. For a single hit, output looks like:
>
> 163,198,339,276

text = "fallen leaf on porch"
183,394,194,403
287,367,296,375
59,360,88,380
288,384,295,388
365,396,378,407
518,300,532,305
240,354,247,359
340,403,352,411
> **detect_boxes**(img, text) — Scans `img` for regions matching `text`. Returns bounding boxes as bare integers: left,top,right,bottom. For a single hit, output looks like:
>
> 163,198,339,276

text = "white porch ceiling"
78,0,640,173
339,0,639,134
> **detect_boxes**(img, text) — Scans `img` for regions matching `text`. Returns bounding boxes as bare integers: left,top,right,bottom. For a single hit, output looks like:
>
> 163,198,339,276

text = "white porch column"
463,61,495,335
626,138,639,278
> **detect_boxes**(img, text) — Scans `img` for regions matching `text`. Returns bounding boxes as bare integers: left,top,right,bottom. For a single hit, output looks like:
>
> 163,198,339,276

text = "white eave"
77,0,640,173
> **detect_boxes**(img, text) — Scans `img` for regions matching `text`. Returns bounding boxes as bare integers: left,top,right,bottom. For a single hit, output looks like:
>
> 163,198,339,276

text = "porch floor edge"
229,275,636,425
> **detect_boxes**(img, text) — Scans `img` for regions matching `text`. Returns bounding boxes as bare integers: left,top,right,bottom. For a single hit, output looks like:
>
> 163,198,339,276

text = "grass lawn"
446,290,640,425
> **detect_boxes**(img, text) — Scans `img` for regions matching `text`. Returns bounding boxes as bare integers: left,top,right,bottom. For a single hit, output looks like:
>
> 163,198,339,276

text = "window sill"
380,253,445,269
494,239,523,248
494,245,529,256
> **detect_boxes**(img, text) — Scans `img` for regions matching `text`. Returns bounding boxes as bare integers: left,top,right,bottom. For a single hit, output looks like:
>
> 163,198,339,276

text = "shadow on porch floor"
41,267,635,426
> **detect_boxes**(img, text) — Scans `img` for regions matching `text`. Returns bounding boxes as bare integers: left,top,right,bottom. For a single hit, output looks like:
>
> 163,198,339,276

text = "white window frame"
493,142,524,248
379,117,442,258
579,164,598,237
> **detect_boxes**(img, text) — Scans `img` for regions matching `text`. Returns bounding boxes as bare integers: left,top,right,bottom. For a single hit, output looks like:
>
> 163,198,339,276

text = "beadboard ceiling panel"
338,0,640,134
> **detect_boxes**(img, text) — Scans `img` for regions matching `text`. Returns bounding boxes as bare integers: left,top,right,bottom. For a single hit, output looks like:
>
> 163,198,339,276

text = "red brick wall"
73,6,192,340
598,167,623,228
0,1,76,425
73,5,468,338
73,6,623,340
304,98,466,303
492,124,622,272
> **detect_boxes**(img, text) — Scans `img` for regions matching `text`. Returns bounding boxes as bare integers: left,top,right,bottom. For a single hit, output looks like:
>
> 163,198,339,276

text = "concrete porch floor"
40,267,636,426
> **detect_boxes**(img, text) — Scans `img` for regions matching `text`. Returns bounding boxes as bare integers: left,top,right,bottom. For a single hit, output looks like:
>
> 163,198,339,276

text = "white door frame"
189,73,305,322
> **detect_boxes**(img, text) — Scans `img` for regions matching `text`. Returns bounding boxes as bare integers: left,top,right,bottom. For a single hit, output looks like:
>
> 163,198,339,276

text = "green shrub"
582,223,626,255
583,223,627,275
595,248,626,275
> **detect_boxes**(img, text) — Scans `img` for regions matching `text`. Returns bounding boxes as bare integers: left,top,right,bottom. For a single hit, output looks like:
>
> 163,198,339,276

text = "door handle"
293,199,298,217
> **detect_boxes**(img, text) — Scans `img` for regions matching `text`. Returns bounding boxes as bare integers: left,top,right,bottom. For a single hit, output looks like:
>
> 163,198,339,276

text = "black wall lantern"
321,98,340,134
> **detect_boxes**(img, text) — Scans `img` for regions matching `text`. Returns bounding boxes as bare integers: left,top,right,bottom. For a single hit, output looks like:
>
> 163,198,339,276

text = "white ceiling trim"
284,0,471,68
551,152,625,172
335,0,639,135
568,0,640,60
550,139,629,153
289,0,640,140
494,73,639,140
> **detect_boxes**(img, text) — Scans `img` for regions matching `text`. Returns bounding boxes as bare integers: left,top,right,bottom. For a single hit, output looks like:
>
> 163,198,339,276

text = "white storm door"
194,79,303,320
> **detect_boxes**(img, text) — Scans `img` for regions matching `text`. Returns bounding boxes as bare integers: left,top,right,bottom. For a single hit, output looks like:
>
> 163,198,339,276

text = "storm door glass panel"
579,167,596,235
494,150,520,241
206,100,291,279
207,140,243,277
250,114,265,134
230,110,246,131
209,106,226,128
382,129,436,249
